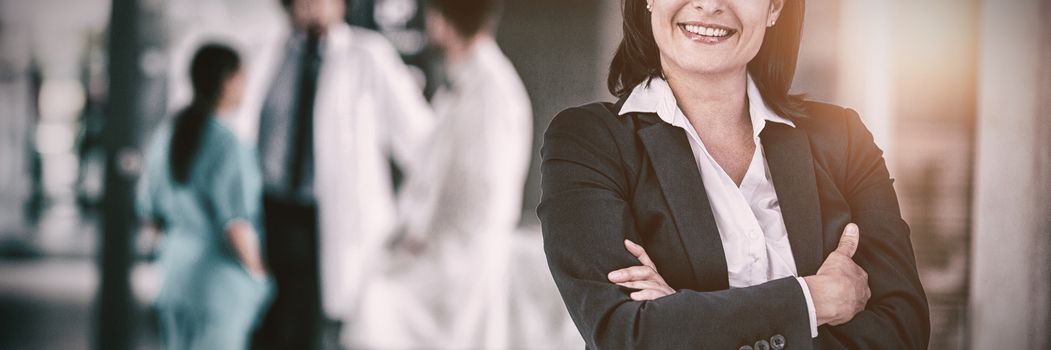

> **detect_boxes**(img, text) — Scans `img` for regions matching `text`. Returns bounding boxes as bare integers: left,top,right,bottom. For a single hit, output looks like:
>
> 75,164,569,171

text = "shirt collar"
618,74,796,136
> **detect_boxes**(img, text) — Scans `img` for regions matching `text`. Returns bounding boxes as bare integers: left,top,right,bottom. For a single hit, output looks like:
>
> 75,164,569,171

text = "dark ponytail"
169,44,241,184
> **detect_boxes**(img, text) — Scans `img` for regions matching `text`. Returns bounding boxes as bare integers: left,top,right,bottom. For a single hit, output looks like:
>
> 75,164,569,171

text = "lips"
678,22,737,43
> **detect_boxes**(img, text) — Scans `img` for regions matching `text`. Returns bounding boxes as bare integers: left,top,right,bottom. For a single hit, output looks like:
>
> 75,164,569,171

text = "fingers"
616,280,662,290
613,241,677,301
837,281,871,326
812,226,870,327
607,265,658,283
834,223,860,258
629,288,673,301
624,240,656,270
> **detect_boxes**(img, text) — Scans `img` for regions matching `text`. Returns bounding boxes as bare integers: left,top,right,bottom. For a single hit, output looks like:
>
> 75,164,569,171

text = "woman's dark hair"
608,0,807,120
169,44,241,184
279,0,350,10
427,0,503,39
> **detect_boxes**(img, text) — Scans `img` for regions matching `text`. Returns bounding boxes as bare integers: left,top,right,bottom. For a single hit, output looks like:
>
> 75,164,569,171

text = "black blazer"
538,100,930,349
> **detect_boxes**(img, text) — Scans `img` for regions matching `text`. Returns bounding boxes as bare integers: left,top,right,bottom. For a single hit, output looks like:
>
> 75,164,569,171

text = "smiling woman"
539,0,930,349
609,0,804,120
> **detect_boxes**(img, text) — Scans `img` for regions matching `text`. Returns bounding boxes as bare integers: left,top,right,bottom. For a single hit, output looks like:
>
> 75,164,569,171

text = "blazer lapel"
761,123,823,276
636,114,730,291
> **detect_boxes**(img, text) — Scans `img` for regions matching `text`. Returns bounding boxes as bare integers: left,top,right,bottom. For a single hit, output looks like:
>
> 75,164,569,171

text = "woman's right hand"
804,223,871,326
225,220,269,281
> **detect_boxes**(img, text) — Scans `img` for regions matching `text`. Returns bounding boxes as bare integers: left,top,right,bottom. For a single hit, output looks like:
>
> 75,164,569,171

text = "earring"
646,3,652,11
768,19,776,27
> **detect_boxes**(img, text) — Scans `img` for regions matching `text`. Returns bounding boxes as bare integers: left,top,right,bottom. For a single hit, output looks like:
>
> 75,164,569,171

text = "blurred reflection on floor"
0,224,583,350
0,258,163,350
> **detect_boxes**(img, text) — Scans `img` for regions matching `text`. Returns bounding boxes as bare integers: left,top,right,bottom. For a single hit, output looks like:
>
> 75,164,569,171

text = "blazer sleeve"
539,106,814,350
816,108,931,349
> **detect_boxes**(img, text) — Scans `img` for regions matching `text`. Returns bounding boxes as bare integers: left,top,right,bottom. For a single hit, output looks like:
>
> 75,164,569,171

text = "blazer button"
771,334,787,350
755,339,771,350
738,346,754,350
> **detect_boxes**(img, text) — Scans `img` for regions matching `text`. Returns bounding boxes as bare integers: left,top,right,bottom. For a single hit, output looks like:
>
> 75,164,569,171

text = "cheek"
649,13,677,51
740,28,768,58
226,77,246,103
738,6,774,50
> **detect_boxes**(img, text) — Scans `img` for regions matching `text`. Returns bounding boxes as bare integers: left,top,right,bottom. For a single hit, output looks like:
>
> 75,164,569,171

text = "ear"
768,0,785,27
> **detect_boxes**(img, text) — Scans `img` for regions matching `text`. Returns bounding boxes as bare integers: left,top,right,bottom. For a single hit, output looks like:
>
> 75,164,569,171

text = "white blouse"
619,75,818,337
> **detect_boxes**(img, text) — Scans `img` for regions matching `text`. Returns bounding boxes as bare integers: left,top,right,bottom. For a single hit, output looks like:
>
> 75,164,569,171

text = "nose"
692,0,725,15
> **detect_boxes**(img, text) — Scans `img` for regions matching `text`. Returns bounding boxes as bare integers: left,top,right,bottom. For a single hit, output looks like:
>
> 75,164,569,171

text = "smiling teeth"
684,24,729,37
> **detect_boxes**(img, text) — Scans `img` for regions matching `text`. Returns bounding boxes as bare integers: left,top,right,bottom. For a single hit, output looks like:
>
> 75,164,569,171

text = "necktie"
289,32,321,195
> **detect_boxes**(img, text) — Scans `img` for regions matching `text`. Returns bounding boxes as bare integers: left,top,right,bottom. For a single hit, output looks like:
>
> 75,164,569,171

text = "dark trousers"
252,197,322,350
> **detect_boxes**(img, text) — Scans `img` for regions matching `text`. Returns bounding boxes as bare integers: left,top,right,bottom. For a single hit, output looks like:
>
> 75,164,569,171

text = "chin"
688,62,734,75
670,58,741,77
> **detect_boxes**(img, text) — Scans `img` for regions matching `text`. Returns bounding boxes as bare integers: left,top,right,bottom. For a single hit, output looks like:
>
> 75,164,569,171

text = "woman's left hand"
607,239,677,301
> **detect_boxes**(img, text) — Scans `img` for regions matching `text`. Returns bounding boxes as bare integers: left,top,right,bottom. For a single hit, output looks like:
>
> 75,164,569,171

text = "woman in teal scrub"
136,44,272,350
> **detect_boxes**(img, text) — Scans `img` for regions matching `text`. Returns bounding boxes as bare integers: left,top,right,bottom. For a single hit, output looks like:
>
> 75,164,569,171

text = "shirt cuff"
796,276,819,338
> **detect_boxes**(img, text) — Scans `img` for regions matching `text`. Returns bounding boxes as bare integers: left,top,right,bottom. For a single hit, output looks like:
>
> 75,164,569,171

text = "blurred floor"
0,218,579,350
0,258,97,350
0,257,162,350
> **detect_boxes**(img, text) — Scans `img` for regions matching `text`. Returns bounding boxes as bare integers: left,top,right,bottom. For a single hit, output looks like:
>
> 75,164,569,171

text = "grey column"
970,0,1051,348
96,0,141,349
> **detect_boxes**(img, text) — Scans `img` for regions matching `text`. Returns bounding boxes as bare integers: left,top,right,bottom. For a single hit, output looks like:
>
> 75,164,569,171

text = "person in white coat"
235,0,435,348
347,0,532,348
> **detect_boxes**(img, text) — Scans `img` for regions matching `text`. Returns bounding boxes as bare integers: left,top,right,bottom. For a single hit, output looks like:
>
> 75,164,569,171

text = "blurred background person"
248,0,435,348
136,43,272,350
347,0,531,348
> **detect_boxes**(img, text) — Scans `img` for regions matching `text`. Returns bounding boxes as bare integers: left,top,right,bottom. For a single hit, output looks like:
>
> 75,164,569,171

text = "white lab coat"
167,22,435,321
346,38,532,349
